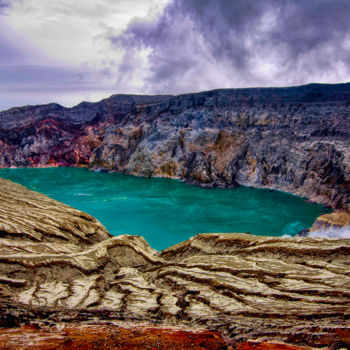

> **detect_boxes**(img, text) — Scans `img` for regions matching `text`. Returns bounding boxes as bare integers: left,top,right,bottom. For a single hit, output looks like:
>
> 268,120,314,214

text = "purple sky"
1,0,350,111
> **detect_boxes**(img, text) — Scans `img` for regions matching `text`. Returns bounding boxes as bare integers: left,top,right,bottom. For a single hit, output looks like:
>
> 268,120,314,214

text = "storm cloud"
1,0,350,110
112,0,350,94
0,0,10,10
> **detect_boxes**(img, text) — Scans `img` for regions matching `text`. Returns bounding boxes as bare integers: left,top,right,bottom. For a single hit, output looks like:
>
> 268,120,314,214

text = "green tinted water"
0,167,330,250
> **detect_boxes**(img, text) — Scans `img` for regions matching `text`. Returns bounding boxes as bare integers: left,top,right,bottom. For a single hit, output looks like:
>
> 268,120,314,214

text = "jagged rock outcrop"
310,211,350,231
0,178,349,348
299,211,350,239
0,84,349,211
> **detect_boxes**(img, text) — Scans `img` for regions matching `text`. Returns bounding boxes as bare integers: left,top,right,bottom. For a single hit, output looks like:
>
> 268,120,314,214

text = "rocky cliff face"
0,95,170,168
0,178,350,348
0,83,349,210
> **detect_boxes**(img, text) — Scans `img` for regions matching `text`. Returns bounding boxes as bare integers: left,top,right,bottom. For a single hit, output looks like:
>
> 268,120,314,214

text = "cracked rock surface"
0,178,349,348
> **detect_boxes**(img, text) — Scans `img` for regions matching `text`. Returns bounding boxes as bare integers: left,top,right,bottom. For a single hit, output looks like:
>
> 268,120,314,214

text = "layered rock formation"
310,211,350,232
0,178,349,348
0,95,169,168
0,83,349,210
0,177,111,245
299,211,350,239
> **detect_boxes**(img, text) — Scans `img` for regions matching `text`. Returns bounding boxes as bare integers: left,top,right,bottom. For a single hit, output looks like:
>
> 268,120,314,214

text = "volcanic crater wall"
0,84,349,209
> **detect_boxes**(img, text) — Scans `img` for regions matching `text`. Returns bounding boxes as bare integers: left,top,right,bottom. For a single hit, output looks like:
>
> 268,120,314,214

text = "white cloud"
4,0,169,66
0,0,170,110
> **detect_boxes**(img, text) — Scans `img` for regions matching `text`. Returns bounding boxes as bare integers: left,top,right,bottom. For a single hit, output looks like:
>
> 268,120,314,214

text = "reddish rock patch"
236,342,313,350
0,324,228,350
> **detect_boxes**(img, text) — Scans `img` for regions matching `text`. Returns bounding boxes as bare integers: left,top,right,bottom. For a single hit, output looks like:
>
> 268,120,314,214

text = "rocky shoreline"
0,83,349,211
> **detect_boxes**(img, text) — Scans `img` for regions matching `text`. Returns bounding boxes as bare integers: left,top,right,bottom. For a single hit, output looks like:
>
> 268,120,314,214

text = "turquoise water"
0,167,330,250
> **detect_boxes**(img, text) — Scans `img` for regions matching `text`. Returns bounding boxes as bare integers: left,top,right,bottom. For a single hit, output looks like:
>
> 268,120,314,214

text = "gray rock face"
90,84,350,210
0,84,350,209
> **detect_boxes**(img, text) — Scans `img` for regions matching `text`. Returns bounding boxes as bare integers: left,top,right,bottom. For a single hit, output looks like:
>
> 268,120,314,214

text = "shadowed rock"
0,178,349,348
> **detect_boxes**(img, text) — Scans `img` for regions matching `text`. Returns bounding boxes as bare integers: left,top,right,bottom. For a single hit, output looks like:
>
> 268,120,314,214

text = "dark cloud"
0,0,12,11
0,64,116,111
0,26,34,66
111,0,350,93
0,1,29,65
0,65,87,90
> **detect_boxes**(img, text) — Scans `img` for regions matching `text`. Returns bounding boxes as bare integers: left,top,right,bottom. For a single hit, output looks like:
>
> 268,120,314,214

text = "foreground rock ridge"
0,83,349,211
0,178,349,348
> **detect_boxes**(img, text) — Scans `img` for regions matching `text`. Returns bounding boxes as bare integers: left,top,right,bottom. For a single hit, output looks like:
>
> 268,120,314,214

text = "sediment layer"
0,178,349,348
0,83,349,210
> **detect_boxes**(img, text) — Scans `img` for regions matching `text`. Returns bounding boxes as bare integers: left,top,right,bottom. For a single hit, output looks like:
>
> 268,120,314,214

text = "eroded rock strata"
0,177,111,245
297,211,350,238
0,83,349,210
0,178,349,348
310,211,350,232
